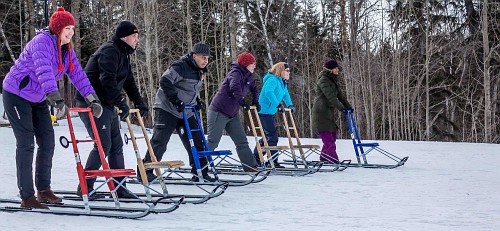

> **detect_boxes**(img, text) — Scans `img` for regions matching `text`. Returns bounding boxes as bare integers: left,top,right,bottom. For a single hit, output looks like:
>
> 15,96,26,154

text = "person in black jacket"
75,21,149,198
140,43,214,183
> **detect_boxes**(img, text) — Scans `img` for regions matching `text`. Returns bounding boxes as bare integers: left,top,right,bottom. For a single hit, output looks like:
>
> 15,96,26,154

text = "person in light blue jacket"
253,62,295,168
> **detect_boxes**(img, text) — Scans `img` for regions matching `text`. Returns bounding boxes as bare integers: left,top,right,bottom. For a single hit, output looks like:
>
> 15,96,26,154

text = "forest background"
0,0,499,143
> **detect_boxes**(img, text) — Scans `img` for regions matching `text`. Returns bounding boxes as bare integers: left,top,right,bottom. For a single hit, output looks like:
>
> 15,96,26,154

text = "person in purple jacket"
2,7,102,209
207,52,260,172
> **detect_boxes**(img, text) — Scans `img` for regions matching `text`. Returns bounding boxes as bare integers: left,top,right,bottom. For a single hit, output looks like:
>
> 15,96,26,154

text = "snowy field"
0,93,499,231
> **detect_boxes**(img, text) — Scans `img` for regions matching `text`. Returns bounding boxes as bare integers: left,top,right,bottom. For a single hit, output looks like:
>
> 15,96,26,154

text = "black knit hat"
324,59,339,70
193,43,211,56
115,21,138,38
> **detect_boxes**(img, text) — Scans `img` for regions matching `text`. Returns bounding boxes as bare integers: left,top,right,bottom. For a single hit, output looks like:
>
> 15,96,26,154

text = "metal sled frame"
346,110,409,169
165,105,269,187
278,108,350,172
246,106,323,176
49,108,180,218
122,109,227,202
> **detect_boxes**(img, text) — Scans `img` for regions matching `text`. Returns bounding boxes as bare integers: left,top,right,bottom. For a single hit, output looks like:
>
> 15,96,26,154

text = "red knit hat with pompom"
237,52,256,67
49,7,75,72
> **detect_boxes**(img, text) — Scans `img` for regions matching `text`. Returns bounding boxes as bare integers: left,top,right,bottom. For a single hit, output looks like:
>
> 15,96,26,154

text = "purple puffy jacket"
209,62,259,117
2,29,94,103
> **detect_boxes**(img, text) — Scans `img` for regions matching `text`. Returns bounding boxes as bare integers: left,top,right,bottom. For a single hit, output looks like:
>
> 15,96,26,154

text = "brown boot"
21,195,49,209
243,165,259,173
37,188,62,204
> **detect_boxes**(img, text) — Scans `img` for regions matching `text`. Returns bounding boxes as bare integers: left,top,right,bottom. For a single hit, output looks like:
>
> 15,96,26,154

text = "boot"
191,174,217,183
21,195,49,209
37,187,62,204
137,168,157,182
116,188,137,199
76,184,105,200
243,165,260,173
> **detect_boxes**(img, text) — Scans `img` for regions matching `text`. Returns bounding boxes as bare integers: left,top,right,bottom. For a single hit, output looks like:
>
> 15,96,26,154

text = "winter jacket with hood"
258,72,293,115
209,62,259,117
311,69,352,132
3,29,94,102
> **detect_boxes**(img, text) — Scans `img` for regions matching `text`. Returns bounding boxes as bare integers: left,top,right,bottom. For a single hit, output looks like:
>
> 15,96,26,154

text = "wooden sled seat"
293,144,321,149
262,145,290,150
144,160,185,169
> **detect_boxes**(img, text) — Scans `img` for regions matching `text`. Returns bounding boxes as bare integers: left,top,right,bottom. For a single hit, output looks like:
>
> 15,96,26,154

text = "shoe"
191,174,217,183
116,188,136,199
137,168,157,182
21,195,49,209
76,185,105,200
273,162,285,168
37,187,62,204
243,165,260,173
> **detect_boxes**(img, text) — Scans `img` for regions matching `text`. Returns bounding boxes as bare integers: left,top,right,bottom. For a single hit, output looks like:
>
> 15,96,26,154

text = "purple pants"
319,131,339,163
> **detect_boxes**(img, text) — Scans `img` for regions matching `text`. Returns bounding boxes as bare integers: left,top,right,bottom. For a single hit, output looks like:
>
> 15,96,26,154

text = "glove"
47,91,68,119
170,98,185,112
85,93,103,118
252,102,261,111
277,104,285,112
134,99,149,118
241,101,250,111
116,98,130,120
195,97,206,111
346,107,354,112
287,105,296,113
341,108,349,114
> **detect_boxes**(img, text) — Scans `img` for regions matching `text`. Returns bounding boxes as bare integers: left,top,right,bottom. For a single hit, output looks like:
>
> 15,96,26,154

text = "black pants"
3,91,54,199
76,100,125,189
144,108,209,175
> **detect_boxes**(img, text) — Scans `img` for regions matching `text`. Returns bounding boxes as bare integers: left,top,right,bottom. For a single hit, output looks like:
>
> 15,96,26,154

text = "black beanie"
324,59,339,70
115,21,138,38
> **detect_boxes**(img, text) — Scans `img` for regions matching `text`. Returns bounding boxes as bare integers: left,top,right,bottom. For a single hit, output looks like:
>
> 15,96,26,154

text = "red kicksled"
60,108,135,204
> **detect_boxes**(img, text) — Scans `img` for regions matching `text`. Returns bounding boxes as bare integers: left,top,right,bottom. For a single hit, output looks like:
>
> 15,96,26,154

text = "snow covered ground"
0,93,499,231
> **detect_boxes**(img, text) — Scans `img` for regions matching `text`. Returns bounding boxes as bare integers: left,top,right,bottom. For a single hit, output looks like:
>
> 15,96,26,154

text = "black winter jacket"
76,36,142,109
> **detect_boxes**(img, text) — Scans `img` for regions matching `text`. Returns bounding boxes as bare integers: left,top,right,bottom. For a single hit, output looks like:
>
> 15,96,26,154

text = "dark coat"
209,62,259,117
76,36,142,109
153,53,207,119
311,69,352,132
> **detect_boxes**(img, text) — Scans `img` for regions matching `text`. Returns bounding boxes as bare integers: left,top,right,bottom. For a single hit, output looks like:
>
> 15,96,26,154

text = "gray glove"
46,91,67,120
85,93,103,118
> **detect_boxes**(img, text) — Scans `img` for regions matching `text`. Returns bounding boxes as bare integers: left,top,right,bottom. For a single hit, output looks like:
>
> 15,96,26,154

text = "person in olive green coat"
311,59,352,163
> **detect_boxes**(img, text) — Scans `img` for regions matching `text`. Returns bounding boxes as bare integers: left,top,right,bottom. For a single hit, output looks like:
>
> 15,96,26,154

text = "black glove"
170,98,185,112
85,93,103,118
47,91,68,119
346,107,354,112
241,102,250,111
116,98,130,120
195,97,206,111
341,108,349,114
277,104,285,112
287,105,296,113
134,100,149,118
252,102,261,111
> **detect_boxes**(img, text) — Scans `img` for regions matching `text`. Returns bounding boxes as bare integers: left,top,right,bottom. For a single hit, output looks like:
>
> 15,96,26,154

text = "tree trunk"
481,0,491,143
